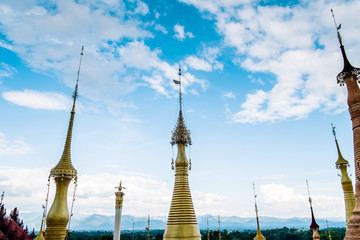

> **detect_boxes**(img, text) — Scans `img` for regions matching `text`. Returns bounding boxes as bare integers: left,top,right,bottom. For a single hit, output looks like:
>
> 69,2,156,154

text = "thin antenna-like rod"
66,177,78,237
306,179,312,206
73,46,84,101
43,176,51,229
331,123,337,140
331,9,343,47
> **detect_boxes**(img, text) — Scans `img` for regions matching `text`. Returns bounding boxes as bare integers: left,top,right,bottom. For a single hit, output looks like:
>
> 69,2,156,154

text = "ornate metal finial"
331,9,343,47
306,179,312,206
331,9,360,85
0,191,4,204
116,181,126,191
331,123,337,140
72,46,84,101
171,67,192,146
307,179,319,230
173,68,182,110
253,182,258,214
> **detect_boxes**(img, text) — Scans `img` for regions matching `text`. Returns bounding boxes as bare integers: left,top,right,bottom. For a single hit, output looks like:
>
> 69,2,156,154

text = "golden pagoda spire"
332,124,355,223
332,10,360,240
163,68,201,240
306,180,320,240
253,183,266,240
45,46,83,240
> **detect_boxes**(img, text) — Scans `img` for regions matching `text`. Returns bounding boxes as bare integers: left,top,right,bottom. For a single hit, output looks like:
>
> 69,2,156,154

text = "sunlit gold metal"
253,183,265,240
332,124,355,223
163,68,201,240
44,46,83,240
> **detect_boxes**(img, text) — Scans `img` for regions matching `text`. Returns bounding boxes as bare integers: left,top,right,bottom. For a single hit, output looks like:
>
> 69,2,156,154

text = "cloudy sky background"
0,0,360,228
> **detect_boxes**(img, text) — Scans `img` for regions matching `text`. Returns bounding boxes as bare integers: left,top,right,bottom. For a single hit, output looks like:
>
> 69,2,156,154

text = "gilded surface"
45,177,71,240
163,143,200,240
334,137,355,223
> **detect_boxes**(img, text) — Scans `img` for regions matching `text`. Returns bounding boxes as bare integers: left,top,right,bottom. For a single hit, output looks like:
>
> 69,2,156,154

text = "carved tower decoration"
163,68,201,240
44,47,83,240
332,10,360,239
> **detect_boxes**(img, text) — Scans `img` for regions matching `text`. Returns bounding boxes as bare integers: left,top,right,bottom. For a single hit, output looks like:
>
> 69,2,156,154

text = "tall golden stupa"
332,124,355,223
44,47,83,240
163,68,201,240
332,10,360,240
253,183,265,240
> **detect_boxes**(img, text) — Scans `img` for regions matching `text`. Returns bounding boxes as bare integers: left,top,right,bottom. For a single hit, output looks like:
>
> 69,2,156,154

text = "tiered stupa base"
44,227,67,240
345,183,360,240
163,224,201,240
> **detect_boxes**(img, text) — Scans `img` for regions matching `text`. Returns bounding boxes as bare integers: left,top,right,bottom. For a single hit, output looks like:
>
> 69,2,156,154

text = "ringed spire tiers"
45,46,83,240
253,183,266,240
163,68,201,240
332,10,360,240
332,124,355,223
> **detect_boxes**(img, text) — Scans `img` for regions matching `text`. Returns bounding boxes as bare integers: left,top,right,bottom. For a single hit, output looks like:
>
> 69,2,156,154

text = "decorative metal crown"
171,110,192,146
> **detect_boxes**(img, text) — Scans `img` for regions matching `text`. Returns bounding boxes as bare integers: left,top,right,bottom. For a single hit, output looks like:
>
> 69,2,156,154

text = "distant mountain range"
19,213,345,231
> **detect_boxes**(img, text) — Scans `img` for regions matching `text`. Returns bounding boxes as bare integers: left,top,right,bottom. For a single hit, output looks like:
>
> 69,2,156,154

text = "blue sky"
0,0,360,226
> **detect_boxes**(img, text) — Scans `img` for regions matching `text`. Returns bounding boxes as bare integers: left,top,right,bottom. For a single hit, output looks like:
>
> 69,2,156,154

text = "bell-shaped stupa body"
45,47,83,240
331,10,360,239
163,68,201,240
332,125,355,223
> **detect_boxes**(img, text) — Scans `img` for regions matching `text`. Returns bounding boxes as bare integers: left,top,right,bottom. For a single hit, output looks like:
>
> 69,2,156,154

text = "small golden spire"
331,124,355,223
253,183,266,240
306,180,320,240
50,46,84,178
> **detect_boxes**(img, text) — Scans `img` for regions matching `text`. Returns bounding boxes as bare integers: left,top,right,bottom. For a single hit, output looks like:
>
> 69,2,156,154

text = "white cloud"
180,0,359,123
0,132,32,157
259,183,343,218
154,24,168,34
2,89,72,110
173,24,194,41
185,56,212,71
223,91,236,99
0,62,17,79
184,46,223,72
0,166,229,218
133,0,149,15
0,0,206,110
